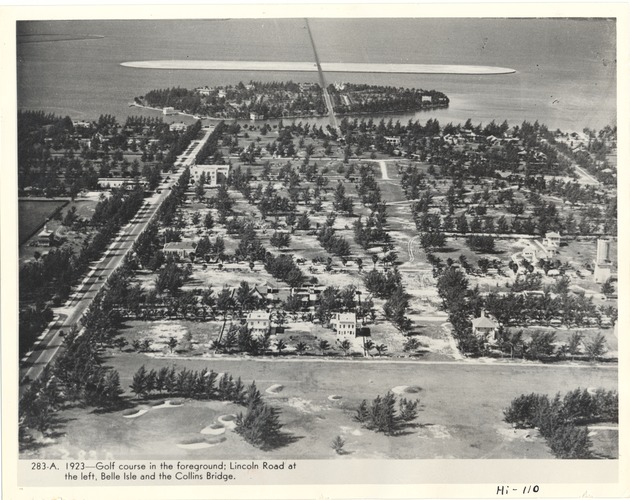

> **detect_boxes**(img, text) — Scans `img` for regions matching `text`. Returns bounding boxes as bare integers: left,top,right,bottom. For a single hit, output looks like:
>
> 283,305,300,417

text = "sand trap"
285,397,322,413
150,400,166,407
339,425,363,436
404,386,422,394
121,60,516,75
152,400,182,409
201,424,226,436
328,395,343,401
392,385,422,395
218,414,238,429
266,384,284,394
122,408,149,419
177,436,225,450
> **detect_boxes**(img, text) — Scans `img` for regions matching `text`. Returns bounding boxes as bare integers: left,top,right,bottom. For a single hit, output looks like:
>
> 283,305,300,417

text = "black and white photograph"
1,3,628,499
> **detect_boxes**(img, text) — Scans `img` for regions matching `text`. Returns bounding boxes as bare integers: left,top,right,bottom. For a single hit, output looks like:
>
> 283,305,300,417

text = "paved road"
19,126,216,396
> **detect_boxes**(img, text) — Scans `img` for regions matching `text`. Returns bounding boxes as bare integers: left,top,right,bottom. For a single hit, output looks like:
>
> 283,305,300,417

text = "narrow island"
132,81,449,120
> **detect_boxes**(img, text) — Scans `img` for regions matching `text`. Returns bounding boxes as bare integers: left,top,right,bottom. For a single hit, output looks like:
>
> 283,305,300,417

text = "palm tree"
374,343,387,357
295,341,307,355
318,339,330,355
338,338,352,356
210,339,223,353
363,338,375,357
167,336,178,353
276,339,287,355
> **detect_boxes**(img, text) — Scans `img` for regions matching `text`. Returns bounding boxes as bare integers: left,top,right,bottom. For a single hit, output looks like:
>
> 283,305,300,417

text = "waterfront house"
330,312,357,336
246,310,271,337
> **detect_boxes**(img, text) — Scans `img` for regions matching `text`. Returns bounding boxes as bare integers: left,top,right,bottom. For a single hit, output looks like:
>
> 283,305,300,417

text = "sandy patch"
418,424,452,440
392,385,422,395
328,395,343,401
200,424,226,436
177,438,225,450
122,408,149,419
497,427,534,441
218,414,238,430
339,425,363,436
150,321,189,341
285,397,323,413
266,384,284,394
152,400,183,409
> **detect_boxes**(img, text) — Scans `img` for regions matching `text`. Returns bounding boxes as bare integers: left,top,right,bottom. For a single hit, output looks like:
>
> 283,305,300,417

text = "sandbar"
121,60,516,75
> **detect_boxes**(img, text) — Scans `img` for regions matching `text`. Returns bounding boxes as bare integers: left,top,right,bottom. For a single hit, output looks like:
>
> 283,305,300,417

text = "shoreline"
121,60,516,75
129,102,450,122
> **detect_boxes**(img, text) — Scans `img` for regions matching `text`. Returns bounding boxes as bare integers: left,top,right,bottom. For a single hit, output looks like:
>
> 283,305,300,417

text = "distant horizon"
17,18,616,131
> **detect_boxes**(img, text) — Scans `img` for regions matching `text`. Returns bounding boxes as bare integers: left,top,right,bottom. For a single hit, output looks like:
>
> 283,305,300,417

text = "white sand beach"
121,60,516,75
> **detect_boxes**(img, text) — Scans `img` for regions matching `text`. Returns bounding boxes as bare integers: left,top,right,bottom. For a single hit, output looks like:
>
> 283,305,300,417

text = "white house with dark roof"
331,312,357,336
472,313,499,341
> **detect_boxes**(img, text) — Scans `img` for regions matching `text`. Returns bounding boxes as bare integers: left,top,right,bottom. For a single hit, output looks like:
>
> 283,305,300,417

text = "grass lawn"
22,355,617,460
18,199,67,244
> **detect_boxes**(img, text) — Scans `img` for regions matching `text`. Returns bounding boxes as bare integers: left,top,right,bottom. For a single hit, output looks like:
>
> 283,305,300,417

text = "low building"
330,312,357,336
98,178,147,190
162,241,197,259
169,122,187,132
543,232,561,252
249,112,264,121
190,164,230,187
246,310,271,337
472,313,499,341
163,107,176,115
73,120,92,129
384,136,401,146
35,224,54,247
522,244,538,262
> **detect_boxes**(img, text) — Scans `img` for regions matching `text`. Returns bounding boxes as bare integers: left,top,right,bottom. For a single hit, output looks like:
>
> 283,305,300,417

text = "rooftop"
163,241,197,250
472,315,498,329
335,312,356,323
247,310,270,321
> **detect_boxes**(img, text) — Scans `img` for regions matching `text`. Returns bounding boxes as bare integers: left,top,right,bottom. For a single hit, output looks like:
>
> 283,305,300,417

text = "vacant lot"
23,355,617,461
18,199,67,244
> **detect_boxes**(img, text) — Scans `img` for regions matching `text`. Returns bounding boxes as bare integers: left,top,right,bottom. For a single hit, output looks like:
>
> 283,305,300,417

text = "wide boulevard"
18,126,216,396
